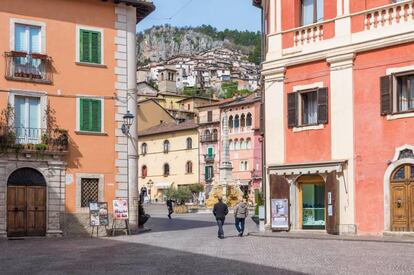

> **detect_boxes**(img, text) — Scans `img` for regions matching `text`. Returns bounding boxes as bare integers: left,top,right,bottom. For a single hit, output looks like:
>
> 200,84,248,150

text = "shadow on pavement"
145,217,219,233
0,238,304,274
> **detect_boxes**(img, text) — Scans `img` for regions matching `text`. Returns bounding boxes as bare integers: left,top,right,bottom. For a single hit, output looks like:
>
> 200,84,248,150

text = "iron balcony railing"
204,154,215,163
200,134,218,143
0,126,69,152
5,51,53,84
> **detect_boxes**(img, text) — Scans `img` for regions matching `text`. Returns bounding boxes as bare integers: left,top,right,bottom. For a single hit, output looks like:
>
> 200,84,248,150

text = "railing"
204,154,215,163
200,134,218,143
4,51,53,84
294,23,324,46
0,126,68,152
364,1,414,30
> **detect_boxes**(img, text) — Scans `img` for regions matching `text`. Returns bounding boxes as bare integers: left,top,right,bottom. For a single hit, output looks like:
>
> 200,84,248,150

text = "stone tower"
219,111,233,185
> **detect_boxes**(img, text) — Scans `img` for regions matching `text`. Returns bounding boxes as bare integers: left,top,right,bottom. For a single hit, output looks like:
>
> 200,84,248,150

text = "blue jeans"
216,218,225,237
235,218,245,234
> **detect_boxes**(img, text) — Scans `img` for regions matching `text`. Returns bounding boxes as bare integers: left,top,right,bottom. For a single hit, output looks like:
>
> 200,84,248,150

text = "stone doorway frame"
384,145,414,232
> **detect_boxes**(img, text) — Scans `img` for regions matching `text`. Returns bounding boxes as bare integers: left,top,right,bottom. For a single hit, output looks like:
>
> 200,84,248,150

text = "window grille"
81,178,99,207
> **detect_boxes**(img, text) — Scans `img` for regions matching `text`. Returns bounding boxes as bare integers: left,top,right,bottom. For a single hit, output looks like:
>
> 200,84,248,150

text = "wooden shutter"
207,111,213,122
317,87,328,124
91,99,102,132
325,171,339,235
90,31,101,64
208,147,213,157
80,98,91,131
80,30,91,63
269,174,290,230
380,75,393,115
287,93,297,128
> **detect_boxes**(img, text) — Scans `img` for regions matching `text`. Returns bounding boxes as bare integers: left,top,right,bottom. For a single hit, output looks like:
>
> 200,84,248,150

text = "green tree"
221,81,239,99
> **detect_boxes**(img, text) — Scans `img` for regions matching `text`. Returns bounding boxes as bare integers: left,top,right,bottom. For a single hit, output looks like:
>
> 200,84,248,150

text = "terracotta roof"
196,98,236,109
138,120,198,137
220,93,262,109
102,1,155,22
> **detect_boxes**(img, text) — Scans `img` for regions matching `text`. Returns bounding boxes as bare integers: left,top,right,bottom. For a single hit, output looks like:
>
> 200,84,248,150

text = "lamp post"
122,111,134,227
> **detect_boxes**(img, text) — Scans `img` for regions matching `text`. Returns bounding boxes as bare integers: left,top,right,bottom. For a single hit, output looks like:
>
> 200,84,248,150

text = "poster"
89,202,109,226
271,199,289,230
113,198,129,220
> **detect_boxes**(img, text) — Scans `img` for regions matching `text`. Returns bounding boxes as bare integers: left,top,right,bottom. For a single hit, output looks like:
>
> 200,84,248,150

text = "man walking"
234,198,249,237
213,196,228,239
166,198,174,219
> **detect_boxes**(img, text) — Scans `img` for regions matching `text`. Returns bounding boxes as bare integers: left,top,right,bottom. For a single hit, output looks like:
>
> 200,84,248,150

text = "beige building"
138,120,199,202
137,99,176,132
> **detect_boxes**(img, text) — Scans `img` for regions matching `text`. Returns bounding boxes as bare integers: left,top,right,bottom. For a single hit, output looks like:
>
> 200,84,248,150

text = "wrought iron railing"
204,154,215,163
200,134,218,143
0,126,68,152
4,51,53,84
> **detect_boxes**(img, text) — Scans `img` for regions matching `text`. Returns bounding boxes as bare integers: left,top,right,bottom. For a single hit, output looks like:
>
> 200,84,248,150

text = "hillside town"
1,0,414,274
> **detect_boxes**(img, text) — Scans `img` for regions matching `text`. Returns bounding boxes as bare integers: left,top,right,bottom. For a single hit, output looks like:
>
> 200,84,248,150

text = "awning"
268,160,348,176
154,181,172,189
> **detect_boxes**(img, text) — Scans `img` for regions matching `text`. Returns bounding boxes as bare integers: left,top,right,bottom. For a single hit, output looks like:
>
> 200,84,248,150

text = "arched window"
163,140,170,153
163,163,170,176
186,137,192,150
246,138,252,149
212,129,218,140
229,139,234,150
241,114,246,128
186,161,193,174
141,165,148,178
240,138,246,150
228,116,234,129
141,143,148,155
234,115,240,129
246,113,252,127
235,139,240,150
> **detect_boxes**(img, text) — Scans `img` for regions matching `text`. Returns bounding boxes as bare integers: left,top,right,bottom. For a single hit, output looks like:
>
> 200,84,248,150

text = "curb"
247,232,414,244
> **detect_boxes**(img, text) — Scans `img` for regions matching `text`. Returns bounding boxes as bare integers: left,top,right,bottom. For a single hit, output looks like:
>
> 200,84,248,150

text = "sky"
137,0,261,32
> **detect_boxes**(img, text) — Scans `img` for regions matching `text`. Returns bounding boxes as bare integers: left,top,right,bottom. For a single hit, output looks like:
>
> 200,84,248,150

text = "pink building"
221,94,263,201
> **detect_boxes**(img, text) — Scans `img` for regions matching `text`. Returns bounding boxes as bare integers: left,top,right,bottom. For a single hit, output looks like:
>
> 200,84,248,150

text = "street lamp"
121,111,134,230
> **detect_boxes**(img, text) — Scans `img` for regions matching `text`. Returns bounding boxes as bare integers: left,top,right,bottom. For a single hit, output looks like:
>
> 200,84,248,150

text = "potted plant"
251,190,263,226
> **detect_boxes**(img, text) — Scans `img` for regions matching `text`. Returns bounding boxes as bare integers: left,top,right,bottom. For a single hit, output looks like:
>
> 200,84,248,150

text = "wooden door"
391,184,408,231
26,187,46,236
409,184,414,231
7,186,26,237
325,171,339,235
7,186,46,237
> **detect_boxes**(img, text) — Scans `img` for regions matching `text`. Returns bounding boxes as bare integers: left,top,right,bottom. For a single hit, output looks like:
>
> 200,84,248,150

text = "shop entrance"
390,164,414,232
298,176,325,230
7,168,47,237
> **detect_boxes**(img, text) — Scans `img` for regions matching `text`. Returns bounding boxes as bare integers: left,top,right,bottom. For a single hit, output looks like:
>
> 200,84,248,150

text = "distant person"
213,196,228,239
166,199,174,219
234,198,249,237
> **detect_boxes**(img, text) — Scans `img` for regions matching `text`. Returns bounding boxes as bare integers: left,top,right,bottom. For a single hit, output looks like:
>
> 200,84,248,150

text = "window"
14,96,41,144
79,28,102,64
212,129,218,140
205,166,214,181
234,115,240,129
246,113,252,128
15,24,41,54
240,138,246,150
287,87,328,128
229,139,234,150
207,147,214,157
141,143,148,155
186,137,192,150
141,165,148,178
301,0,324,26
241,114,246,128
246,138,252,149
239,161,248,171
163,140,170,153
80,178,99,207
235,139,240,150
186,161,193,174
207,111,213,122
228,116,234,129
163,163,170,176
79,98,102,132
381,73,414,115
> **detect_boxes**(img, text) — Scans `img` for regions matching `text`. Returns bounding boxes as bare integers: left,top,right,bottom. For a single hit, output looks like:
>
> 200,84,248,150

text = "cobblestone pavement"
1,204,414,275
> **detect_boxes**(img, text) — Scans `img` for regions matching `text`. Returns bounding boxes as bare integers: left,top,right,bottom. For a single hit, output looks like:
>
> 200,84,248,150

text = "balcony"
0,126,69,153
363,1,414,31
204,154,215,163
5,51,53,84
200,134,218,143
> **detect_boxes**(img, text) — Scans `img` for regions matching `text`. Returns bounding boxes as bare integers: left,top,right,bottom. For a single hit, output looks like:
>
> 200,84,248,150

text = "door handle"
396,200,402,208
14,207,18,212
35,207,38,211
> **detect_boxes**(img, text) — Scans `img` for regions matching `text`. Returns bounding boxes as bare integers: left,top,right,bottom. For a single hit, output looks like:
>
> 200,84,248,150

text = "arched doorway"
390,164,414,232
7,168,47,237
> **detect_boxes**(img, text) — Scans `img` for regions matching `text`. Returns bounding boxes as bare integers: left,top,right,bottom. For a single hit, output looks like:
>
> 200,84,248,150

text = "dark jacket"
166,199,173,209
213,201,229,220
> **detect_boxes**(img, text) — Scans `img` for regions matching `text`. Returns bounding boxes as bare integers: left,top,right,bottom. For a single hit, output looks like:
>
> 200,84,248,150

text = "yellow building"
138,120,199,202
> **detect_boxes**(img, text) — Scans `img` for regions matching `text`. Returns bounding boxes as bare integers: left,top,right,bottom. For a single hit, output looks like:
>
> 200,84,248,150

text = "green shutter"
205,166,209,180
80,98,101,132
80,29,101,64
208,147,213,157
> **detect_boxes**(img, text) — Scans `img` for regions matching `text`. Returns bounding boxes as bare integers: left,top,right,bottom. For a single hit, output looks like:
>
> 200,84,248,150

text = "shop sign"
271,199,289,230
89,202,109,226
113,199,129,220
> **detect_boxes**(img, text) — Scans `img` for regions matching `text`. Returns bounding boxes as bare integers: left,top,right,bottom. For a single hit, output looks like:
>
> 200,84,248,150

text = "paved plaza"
1,204,414,275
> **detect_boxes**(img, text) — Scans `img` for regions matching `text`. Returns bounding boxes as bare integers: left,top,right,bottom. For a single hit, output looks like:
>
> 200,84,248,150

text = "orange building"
256,0,414,235
0,0,154,237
